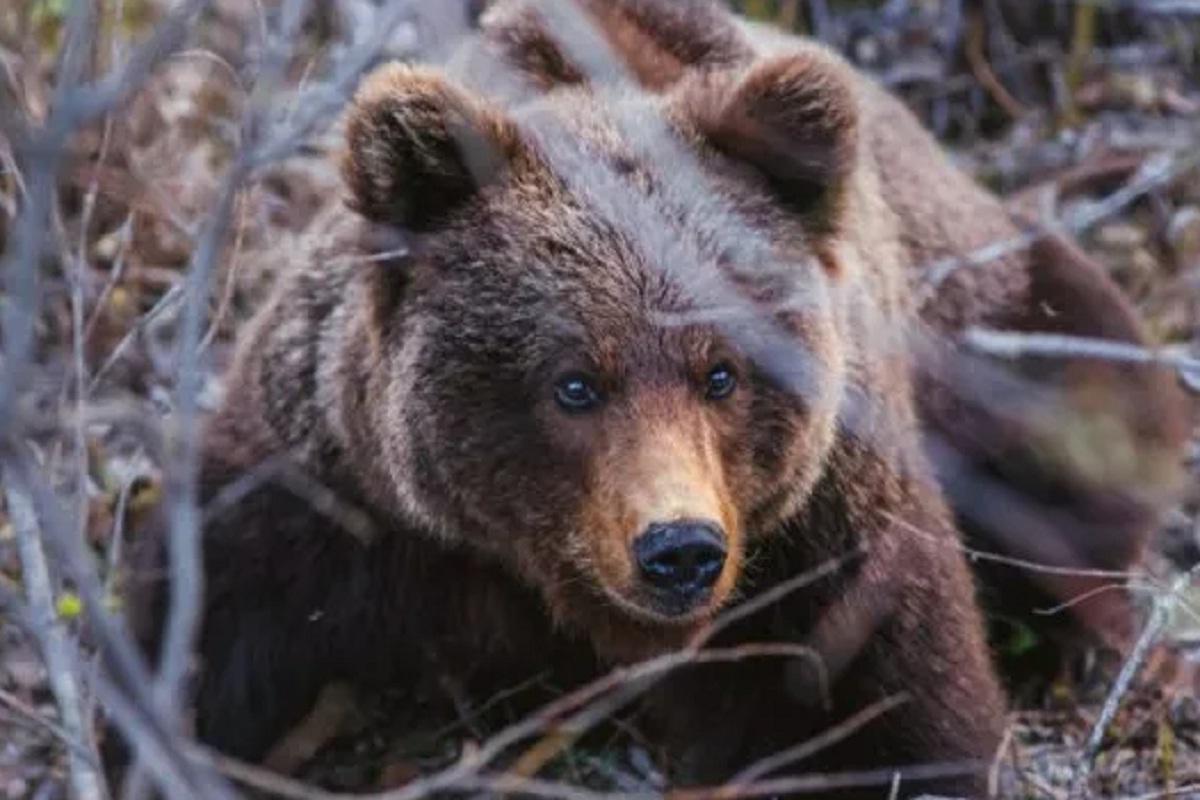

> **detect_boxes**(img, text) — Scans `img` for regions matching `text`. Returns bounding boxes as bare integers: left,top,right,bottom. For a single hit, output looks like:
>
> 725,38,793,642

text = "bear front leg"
123,476,377,764
648,542,1004,798
189,592,339,762
804,553,1007,798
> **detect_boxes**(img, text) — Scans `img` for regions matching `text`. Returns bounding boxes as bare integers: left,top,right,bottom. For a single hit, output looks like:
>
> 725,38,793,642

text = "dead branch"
1128,782,1200,799
962,327,1200,390
966,7,1027,119
128,0,415,793
2,440,239,800
883,510,1143,581
1073,566,1199,795
918,149,1200,302
439,760,985,800
1,463,105,800
725,693,912,788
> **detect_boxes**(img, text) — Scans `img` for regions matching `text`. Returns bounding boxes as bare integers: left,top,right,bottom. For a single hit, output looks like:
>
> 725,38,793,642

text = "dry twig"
1,465,105,800
1073,566,1199,795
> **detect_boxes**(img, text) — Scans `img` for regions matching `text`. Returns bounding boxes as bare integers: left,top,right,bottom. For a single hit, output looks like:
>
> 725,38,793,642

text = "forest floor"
2,1,1200,798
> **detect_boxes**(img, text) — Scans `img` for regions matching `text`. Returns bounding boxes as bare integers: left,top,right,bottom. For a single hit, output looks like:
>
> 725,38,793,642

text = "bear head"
340,52,865,660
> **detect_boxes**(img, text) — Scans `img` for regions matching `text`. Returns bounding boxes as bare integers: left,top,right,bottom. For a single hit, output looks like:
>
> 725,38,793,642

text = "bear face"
340,57,862,658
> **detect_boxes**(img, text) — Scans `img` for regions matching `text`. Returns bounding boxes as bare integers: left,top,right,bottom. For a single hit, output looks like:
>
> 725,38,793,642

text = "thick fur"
477,0,1189,658
120,2,1188,797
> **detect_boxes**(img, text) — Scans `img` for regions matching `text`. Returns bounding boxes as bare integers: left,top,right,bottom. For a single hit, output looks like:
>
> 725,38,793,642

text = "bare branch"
883,510,1143,581
962,327,1200,390
918,149,1200,302
1073,566,1198,793
150,0,416,738
63,0,212,128
2,440,239,800
726,693,912,786
2,459,106,800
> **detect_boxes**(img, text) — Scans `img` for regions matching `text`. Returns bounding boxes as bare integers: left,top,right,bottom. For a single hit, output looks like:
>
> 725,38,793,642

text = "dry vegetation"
1,1,1199,798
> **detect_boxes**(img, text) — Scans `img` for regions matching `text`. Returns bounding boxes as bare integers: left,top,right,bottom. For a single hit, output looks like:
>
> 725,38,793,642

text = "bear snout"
632,519,727,615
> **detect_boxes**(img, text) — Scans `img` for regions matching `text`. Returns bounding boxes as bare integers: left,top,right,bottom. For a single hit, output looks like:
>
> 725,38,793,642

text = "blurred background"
1,1,1199,797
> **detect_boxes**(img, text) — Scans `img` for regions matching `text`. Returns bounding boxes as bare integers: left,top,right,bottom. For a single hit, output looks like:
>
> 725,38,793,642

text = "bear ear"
683,54,859,231
343,63,522,230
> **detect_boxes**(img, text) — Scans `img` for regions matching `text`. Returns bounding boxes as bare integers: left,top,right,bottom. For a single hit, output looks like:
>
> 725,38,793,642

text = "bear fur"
476,0,1190,655
122,1,1188,795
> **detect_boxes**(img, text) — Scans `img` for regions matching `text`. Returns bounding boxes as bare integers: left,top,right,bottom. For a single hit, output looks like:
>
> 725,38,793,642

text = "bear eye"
554,373,603,413
705,363,737,401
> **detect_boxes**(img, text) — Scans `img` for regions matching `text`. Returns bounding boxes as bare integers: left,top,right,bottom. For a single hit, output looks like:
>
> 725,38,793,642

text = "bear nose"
634,521,727,598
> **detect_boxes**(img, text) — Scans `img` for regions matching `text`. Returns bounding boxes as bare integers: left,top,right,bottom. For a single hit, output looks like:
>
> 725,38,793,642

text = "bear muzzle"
632,519,727,617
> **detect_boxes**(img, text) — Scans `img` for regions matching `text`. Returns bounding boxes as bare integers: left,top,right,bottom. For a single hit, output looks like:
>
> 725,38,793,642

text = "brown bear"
121,1,1188,796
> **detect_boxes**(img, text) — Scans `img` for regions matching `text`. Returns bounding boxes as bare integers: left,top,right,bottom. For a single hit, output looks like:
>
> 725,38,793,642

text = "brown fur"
120,2,1188,797
480,0,1190,658
478,0,749,91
